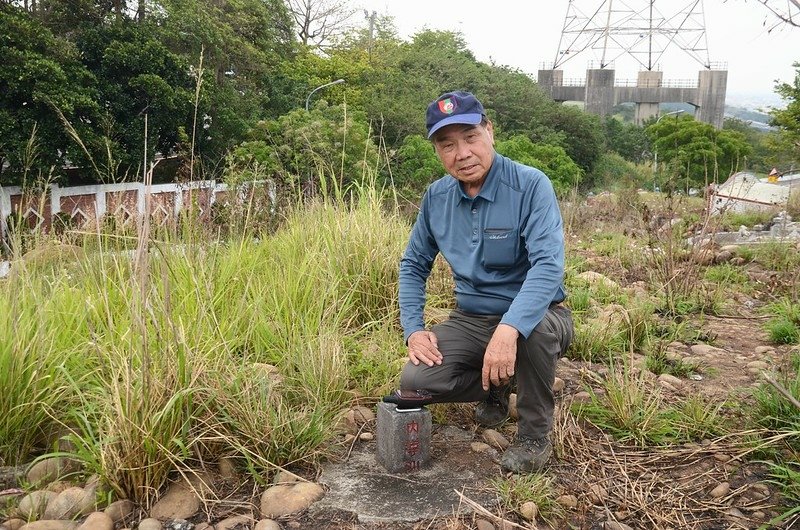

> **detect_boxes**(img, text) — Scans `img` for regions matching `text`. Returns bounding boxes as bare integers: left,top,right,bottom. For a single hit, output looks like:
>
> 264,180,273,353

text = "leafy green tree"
771,62,800,162
647,114,752,189
0,6,99,184
602,116,651,164
495,135,583,194
393,134,443,193
241,102,379,193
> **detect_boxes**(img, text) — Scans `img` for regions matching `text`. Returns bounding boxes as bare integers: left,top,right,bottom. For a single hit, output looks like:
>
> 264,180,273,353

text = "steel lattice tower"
552,0,715,71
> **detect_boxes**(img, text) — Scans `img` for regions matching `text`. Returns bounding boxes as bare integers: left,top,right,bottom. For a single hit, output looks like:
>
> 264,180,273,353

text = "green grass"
0,191,411,503
703,263,750,286
574,366,725,447
491,473,563,524
763,298,800,345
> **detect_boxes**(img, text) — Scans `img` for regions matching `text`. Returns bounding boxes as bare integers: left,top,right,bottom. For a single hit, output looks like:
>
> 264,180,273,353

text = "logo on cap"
438,98,455,114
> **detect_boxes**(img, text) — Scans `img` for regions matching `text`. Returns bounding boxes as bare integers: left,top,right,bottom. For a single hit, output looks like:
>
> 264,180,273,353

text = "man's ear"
486,120,495,144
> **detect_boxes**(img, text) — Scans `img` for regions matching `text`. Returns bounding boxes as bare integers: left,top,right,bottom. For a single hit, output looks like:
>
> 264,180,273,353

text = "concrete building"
537,68,728,128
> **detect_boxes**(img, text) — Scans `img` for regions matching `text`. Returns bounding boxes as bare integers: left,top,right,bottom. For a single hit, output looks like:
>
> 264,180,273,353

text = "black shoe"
475,382,512,428
500,437,552,473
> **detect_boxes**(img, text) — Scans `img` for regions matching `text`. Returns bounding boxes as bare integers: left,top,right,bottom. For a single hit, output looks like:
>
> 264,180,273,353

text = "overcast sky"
356,0,799,104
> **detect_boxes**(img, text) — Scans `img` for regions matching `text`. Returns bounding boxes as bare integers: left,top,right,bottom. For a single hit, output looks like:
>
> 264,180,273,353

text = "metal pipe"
305,79,345,111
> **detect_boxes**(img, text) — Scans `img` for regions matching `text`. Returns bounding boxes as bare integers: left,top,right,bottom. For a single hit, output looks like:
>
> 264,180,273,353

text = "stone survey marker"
376,402,431,473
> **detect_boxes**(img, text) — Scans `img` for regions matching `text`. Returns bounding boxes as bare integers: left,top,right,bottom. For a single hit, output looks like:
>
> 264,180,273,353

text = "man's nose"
455,141,471,159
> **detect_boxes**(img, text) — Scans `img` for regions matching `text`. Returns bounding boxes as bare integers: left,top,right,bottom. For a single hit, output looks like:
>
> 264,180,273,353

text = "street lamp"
305,79,345,111
653,110,685,175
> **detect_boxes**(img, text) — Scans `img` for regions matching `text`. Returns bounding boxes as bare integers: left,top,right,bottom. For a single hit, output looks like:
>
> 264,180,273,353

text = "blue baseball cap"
426,91,485,139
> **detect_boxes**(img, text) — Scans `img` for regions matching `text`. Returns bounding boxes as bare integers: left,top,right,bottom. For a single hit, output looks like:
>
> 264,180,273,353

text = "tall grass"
0,186,411,504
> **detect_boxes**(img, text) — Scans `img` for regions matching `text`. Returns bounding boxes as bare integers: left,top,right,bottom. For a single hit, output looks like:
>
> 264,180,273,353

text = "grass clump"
491,473,563,524
764,298,800,345
574,366,725,447
703,263,750,286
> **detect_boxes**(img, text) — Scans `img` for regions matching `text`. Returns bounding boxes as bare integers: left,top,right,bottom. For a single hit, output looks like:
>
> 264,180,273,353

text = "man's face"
431,121,495,189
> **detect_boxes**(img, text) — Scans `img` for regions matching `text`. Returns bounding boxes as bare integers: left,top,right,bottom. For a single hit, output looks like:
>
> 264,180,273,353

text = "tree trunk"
137,0,145,21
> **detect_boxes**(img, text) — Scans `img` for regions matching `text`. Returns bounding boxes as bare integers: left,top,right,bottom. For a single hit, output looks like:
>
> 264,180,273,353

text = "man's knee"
400,361,457,395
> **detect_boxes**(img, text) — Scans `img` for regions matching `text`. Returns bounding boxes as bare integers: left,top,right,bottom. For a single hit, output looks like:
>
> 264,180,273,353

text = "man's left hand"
481,324,519,391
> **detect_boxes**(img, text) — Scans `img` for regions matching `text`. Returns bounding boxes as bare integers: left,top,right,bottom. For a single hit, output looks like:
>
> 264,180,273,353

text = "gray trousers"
400,306,573,440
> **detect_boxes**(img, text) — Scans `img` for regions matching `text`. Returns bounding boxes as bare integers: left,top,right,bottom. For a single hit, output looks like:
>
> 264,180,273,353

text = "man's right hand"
407,330,443,367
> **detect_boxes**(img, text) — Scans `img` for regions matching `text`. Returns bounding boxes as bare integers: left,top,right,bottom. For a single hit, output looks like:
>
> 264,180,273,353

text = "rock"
343,434,356,444
693,248,715,265
18,522,79,530
603,522,633,530
481,429,510,450
714,250,734,264
345,407,375,434
4,520,25,530
724,507,745,520
556,495,578,509
573,391,592,404
657,373,684,388
77,512,113,530
358,432,374,441
26,458,77,487
475,521,495,530
713,453,731,463
746,360,770,374
754,346,775,355
520,501,537,521
576,271,619,290
272,471,299,485
253,522,280,530
470,442,492,453
588,484,607,504
194,524,211,530
214,516,251,530
260,482,325,518
218,457,238,481
659,381,678,392
668,341,686,350
45,482,72,495
751,483,770,498
719,245,740,253
103,500,135,524
508,393,518,420
164,520,192,530
730,257,746,266
595,304,627,329
18,491,58,520
552,377,565,393
690,344,726,356
136,519,161,530
149,481,200,521
709,482,730,499
44,487,95,520
752,511,766,520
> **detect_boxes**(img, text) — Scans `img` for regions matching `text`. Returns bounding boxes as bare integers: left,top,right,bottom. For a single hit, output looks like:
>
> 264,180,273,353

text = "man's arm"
481,170,564,390
399,191,443,366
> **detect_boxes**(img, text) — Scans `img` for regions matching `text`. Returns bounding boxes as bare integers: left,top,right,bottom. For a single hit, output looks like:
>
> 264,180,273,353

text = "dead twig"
453,489,532,530
763,374,800,410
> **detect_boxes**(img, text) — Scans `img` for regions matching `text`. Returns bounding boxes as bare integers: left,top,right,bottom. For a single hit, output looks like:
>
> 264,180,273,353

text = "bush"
495,135,583,194
586,152,651,191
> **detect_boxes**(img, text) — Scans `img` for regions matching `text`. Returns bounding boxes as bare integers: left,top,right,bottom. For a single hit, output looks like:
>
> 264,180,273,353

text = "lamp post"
653,109,685,175
305,79,345,111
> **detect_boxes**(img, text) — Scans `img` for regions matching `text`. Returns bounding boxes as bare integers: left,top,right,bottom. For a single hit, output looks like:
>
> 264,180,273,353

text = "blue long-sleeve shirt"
399,153,567,343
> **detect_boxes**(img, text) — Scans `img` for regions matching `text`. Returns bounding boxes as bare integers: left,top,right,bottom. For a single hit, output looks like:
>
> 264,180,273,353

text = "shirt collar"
456,152,501,204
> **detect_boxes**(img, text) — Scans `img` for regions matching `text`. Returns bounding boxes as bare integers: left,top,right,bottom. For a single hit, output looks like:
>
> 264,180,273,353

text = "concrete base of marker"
376,402,432,473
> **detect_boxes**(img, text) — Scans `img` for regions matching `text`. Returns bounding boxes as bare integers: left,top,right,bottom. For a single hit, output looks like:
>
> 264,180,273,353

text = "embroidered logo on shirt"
438,98,455,114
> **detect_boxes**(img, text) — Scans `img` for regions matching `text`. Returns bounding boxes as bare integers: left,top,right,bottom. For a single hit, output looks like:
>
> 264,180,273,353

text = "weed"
764,298,800,345
645,349,702,378
703,263,750,285
491,473,563,524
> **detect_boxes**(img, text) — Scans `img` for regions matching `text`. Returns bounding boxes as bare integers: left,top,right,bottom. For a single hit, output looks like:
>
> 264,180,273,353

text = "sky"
355,0,799,107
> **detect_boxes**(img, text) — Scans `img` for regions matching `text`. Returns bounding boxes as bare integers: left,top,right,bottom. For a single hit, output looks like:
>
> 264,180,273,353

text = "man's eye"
441,143,455,151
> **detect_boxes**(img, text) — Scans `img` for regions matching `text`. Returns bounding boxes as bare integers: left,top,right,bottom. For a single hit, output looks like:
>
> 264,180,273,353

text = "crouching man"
398,91,573,473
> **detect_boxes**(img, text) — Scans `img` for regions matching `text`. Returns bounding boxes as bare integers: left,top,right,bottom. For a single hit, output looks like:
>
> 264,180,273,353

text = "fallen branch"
454,489,532,529
763,374,800,410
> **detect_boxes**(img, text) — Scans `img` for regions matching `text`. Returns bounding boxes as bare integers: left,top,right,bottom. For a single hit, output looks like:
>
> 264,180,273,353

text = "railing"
0,179,273,241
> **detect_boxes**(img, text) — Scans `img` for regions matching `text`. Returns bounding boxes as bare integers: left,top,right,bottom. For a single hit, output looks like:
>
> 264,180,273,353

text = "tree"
647,114,752,189
0,6,99,184
602,116,651,164
771,62,800,162
495,135,583,194
285,0,355,48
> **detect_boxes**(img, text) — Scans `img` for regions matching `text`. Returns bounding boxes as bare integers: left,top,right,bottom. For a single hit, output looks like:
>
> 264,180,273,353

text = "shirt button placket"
471,204,479,243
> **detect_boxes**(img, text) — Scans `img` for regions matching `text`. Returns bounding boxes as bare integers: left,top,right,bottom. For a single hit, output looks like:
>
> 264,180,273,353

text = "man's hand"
482,324,519,391
407,330,442,367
